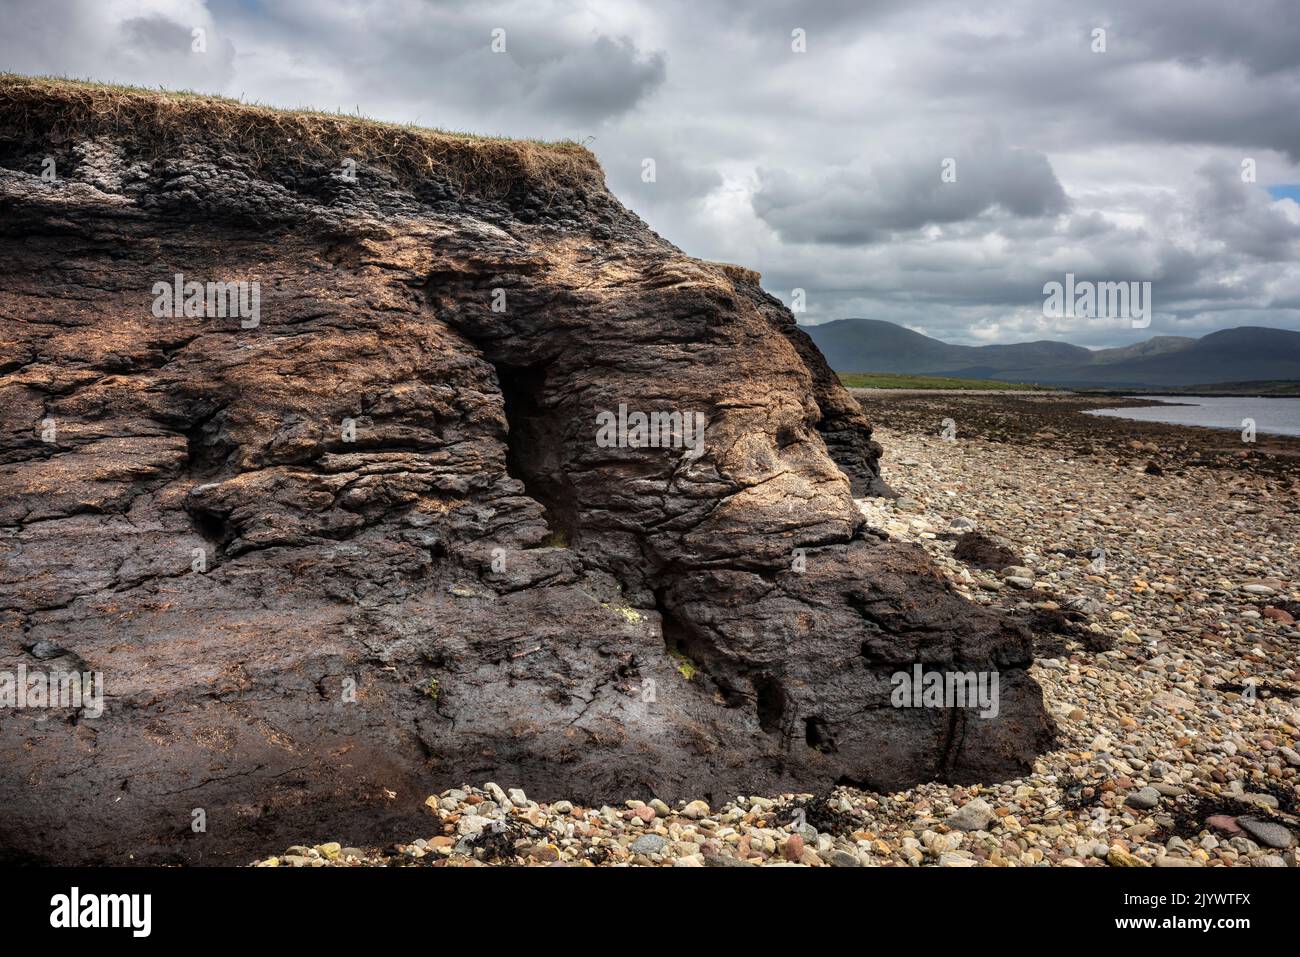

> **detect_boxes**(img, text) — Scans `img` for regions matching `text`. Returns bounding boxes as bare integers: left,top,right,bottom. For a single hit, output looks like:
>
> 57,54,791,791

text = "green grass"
836,372,1044,390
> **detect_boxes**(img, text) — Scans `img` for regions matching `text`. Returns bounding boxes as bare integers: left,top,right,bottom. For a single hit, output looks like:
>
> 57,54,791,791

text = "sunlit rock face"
0,79,1052,864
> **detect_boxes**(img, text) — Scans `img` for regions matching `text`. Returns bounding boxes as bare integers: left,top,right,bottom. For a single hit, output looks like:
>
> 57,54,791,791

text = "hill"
837,372,1045,390
804,318,1300,389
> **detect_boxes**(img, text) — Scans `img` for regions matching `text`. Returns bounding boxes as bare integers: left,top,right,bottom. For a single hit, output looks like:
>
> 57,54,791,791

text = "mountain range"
802,319,1300,389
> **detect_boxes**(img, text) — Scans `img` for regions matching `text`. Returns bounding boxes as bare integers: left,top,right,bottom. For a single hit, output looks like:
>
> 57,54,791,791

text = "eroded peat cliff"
0,77,1054,864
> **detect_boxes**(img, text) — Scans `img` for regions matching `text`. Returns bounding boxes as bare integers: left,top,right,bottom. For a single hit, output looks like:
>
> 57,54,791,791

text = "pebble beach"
254,393,1300,867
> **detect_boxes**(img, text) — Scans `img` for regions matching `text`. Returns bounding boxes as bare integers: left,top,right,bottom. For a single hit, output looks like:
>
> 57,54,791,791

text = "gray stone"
1124,787,1161,810
28,640,68,661
629,834,668,855
1238,818,1295,849
945,798,996,832
1065,596,1103,616
703,851,755,867
1240,792,1279,809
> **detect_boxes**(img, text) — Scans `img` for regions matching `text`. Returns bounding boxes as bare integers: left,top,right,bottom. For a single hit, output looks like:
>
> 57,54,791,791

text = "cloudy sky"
5,0,1300,346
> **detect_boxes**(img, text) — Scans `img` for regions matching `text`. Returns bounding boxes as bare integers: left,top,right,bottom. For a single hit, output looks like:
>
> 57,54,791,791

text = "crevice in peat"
805,716,838,754
184,407,235,478
654,589,748,708
754,673,787,734
189,508,229,547
494,361,582,549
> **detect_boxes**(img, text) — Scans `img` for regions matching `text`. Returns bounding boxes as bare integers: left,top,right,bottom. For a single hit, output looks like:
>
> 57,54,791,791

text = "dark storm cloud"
523,35,666,123
605,145,723,204
1111,88,1300,166
0,1,235,90
5,0,1300,345
368,21,664,126
119,14,194,53
1123,0,1300,76
903,5,1300,162
752,140,1068,244
1187,161,1300,263
709,0,922,32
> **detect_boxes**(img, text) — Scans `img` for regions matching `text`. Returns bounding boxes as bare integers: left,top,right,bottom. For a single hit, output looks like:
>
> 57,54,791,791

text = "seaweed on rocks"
952,531,1021,570
1056,775,1103,813
461,819,535,862
1152,786,1299,843
1214,680,1297,701
1160,794,1222,839
581,845,611,866
774,792,864,837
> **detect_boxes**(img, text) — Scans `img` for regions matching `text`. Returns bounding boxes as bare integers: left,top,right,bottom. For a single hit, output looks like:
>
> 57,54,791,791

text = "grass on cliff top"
837,372,1044,390
0,73,601,198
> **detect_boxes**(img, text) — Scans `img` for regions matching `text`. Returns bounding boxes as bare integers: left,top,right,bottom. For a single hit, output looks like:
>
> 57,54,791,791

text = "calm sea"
1084,395,1300,437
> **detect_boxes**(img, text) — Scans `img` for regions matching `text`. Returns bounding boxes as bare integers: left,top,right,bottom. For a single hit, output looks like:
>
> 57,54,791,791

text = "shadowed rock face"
0,81,1053,864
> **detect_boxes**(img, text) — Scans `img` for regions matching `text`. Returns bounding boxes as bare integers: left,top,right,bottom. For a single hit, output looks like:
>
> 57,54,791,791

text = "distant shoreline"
835,369,1299,398
1074,389,1300,399
846,385,1299,399
851,390,1300,477
847,387,1071,396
